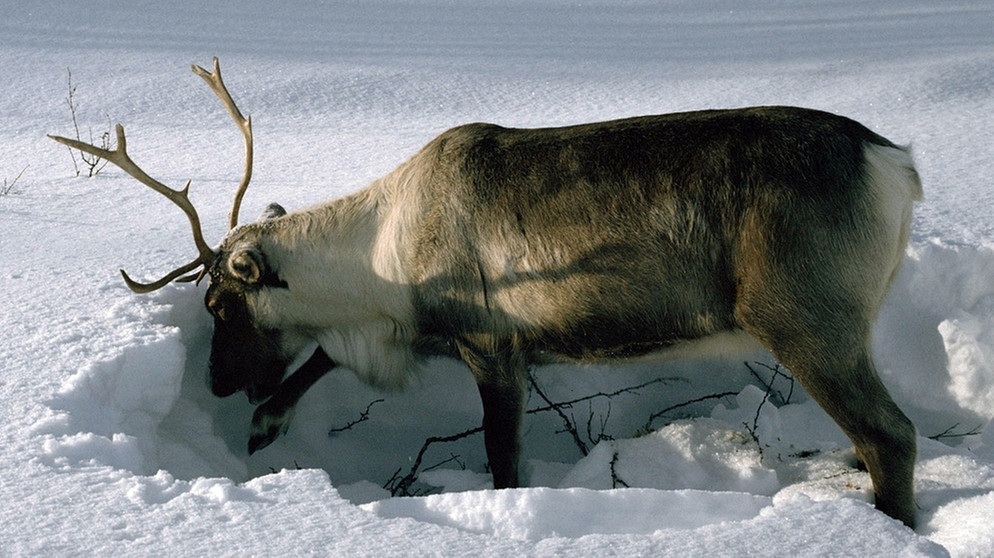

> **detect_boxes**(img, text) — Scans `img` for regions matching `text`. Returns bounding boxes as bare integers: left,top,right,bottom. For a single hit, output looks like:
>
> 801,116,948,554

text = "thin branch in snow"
609,448,629,488
527,374,677,415
642,391,739,433
529,373,590,455
745,361,795,406
62,68,111,178
328,399,385,435
586,400,614,448
928,422,984,441
743,383,773,457
1,166,27,196
529,373,676,455
384,425,484,496
381,373,675,493
424,453,466,473
742,361,796,457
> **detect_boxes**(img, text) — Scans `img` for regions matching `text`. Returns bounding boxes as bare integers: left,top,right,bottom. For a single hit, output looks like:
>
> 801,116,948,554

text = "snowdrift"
31,237,994,556
3,1,994,555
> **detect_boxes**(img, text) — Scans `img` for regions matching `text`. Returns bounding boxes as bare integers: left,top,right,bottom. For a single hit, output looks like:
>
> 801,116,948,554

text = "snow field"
3,1,994,555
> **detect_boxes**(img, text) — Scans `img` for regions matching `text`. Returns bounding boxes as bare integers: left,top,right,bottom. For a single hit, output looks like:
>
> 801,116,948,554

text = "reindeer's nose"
209,374,240,398
206,296,220,317
206,294,226,321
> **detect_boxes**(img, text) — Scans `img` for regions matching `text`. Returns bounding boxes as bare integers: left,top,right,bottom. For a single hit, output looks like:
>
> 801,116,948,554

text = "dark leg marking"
249,347,336,454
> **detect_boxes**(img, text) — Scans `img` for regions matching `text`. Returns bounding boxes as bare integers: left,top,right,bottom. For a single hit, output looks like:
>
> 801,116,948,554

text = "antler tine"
49,127,217,293
191,56,253,230
121,256,207,294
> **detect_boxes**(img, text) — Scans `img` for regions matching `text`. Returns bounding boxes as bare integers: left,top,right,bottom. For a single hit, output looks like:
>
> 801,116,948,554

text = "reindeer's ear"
259,203,286,221
228,245,266,285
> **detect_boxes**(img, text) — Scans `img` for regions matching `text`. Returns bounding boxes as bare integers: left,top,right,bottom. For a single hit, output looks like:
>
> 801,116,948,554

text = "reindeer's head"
204,205,301,402
50,58,298,403
204,263,286,401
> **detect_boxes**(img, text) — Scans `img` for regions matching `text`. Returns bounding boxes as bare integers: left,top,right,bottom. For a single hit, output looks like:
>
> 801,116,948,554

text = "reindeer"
51,58,922,527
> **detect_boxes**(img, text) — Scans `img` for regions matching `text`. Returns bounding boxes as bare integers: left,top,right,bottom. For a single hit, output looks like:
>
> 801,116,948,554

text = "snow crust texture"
2,1,993,556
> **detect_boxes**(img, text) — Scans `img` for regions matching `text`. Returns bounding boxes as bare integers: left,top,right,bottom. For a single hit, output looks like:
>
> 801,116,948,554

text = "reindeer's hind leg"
790,345,915,527
737,293,917,527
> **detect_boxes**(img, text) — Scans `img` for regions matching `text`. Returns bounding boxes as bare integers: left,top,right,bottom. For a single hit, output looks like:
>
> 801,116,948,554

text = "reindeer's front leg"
455,336,528,488
249,347,336,454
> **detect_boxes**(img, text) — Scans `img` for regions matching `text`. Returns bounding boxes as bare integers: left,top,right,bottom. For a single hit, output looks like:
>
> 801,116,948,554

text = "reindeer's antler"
49,124,216,292
191,57,253,230
48,57,253,293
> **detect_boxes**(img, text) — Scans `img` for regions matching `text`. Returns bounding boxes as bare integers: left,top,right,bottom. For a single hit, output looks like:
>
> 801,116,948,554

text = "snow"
2,0,994,555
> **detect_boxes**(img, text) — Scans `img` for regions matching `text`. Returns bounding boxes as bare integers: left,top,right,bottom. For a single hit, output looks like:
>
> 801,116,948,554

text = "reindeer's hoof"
248,404,294,454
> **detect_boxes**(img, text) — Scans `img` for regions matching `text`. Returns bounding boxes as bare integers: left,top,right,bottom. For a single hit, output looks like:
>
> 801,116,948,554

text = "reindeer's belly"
490,262,741,358
531,328,763,365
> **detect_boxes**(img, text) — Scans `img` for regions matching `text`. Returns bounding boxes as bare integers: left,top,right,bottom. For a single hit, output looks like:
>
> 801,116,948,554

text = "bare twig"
328,399,385,435
530,373,676,455
745,361,794,406
928,423,983,441
642,391,739,433
424,453,466,473
1,166,27,196
586,400,614,447
267,461,304,474
743,384,773,456
381,373,675,494
527,374,677,414
609,448,629,488
381,361,802,494
63,68,111,177
529,374,591,455
384,425,484,496
739,362,796,459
